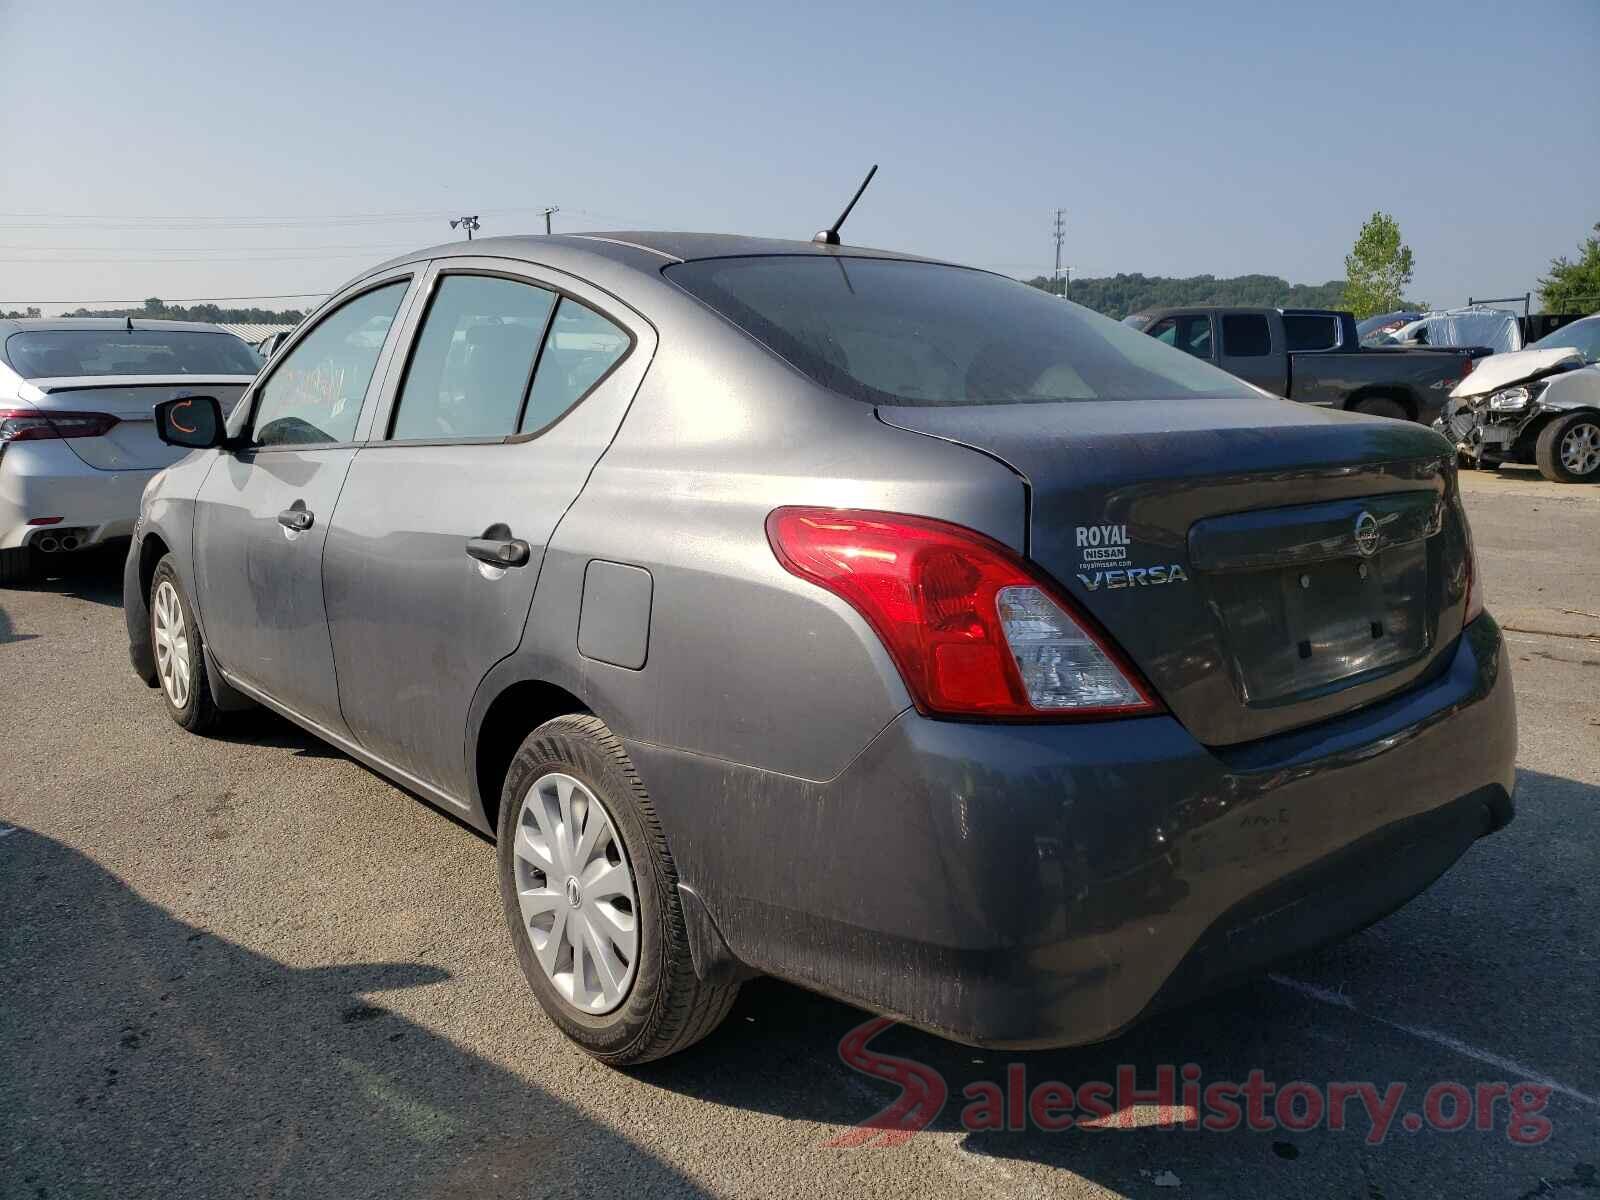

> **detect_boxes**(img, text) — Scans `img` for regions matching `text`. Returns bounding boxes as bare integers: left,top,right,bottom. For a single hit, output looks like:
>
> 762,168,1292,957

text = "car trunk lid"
24,376,252,470
877,396,1469,747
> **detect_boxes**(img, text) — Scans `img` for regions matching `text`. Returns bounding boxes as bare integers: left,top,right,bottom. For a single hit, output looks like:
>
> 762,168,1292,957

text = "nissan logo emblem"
1354,511,1381,557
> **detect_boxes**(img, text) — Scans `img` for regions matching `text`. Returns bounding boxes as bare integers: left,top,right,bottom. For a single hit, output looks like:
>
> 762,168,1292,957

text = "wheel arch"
1345,386,1418,422
470,675,594,837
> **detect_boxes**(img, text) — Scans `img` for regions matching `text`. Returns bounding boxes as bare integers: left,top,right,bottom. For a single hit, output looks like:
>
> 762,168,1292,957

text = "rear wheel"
149,557,221,733
1535,412,1600,483
497,714,739,1064
0,546,37,587
1354,396,1409,422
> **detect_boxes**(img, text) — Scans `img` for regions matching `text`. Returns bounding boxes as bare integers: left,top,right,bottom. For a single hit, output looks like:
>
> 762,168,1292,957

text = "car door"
1217,310,1288,395
322,258,653,801
192,273,419,734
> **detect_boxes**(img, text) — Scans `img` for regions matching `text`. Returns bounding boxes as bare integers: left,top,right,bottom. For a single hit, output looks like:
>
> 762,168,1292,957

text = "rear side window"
666,257,1256,406
4,329,262,378
251,282,407,447
520,299,630,434
1282,313,1339,352
1222,314,1273,358
389,276,556,440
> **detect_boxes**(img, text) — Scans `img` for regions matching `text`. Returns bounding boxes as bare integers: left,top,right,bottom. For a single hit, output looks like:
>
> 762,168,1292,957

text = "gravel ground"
1,465,1595,1199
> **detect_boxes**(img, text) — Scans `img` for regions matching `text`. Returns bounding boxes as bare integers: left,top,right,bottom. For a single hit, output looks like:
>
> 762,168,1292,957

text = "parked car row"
114,231,1514,1065
1124,305,1488,424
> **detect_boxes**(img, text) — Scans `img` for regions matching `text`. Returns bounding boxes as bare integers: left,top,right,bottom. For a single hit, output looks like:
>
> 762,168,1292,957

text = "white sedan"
0,318,260,584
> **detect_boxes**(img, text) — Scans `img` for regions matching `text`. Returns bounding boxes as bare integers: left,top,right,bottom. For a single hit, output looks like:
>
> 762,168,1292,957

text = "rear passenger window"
390,276,556,440
1283,313,1339,352
1222,314,1272,358
520,300,630,434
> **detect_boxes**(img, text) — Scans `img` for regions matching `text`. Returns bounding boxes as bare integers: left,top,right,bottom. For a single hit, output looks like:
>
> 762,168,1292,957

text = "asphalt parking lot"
2,466,1596,1200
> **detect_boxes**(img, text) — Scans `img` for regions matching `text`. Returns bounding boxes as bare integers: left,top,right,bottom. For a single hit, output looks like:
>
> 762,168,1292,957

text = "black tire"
497,714,739,1065
1354,396,1409,422
0,545,38,587
1534,412,1600,484
148,556,222,734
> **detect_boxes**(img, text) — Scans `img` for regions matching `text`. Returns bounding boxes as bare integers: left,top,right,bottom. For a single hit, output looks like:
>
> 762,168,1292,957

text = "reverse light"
766,507,1161,719
0,409,120,442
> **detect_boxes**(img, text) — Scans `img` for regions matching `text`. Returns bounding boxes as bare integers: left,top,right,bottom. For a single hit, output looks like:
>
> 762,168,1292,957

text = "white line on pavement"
0,826,19,840
1270,974,1599,1110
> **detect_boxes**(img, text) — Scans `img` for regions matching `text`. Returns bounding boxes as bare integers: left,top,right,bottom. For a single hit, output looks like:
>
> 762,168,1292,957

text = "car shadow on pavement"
12,543,126,608
632,766,1597,1196
0,828,712,1199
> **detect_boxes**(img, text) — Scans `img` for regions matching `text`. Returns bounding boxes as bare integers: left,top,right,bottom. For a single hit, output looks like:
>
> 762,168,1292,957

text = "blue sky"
2,0,1595,314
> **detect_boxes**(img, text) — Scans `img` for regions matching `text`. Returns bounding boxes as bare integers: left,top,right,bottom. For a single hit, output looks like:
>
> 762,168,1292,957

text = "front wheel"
1535,412,1600,483
1354,396,1409,422
496,714,739,1065
149,557,221,733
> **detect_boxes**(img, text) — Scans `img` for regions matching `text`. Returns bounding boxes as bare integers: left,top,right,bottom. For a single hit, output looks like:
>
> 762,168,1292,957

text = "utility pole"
450,215,480,241
1052,209,1066,298
541,206,559,235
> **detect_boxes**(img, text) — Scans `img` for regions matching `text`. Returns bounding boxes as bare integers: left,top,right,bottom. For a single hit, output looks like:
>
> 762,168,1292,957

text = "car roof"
359,230,959,283
0,317,239,335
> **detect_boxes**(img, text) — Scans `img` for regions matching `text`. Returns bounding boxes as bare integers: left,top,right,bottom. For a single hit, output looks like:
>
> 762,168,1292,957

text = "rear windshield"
665,257,1259,406
3,329,262,379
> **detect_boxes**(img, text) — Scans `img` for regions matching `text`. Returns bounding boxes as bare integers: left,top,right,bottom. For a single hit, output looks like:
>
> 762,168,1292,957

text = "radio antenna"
813,165,878,246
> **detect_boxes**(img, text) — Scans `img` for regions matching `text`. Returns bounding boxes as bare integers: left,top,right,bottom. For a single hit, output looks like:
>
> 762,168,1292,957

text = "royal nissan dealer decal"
1075,523,1189,591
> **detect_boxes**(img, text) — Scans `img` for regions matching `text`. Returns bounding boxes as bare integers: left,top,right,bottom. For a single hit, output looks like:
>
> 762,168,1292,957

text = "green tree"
1342,212,1415,318
1538,222,1600,315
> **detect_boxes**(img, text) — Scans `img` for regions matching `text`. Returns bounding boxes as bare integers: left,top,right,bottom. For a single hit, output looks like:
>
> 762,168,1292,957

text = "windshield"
666,257,1259,406
1531,316,1600,363
3,329,262,379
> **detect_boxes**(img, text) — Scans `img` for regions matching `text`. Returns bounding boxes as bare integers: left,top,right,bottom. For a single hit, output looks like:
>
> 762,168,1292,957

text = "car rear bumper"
627,614,1516,1049
0,440,152,549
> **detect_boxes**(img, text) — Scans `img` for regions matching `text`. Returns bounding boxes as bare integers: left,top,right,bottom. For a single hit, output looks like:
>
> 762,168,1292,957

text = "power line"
0,205,561,231
0,292,329,306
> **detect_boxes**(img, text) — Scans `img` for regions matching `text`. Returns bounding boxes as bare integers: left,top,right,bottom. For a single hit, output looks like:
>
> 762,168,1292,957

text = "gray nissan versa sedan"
124,232,1516,1065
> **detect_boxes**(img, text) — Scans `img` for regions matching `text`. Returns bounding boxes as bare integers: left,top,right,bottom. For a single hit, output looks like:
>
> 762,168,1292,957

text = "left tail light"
0,409,120,442
766,507,1162,720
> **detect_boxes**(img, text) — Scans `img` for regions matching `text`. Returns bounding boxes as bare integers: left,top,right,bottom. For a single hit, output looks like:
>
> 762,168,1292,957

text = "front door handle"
277,503,314,532
466,522,531,568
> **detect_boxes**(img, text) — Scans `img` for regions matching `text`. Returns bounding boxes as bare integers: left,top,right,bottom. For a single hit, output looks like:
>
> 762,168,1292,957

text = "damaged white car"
1437,314,1600,483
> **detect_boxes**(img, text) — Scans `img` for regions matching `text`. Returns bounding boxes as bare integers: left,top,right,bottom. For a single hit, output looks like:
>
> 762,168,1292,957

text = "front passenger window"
252,282,407,447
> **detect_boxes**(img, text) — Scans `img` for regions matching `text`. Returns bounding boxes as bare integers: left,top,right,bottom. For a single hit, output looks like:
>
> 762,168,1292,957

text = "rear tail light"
1460,356,1476,377
0,409,120,442
766,507,1162,720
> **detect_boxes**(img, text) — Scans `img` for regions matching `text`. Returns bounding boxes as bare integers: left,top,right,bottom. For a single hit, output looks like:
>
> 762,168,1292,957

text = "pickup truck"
1124,306,1489,424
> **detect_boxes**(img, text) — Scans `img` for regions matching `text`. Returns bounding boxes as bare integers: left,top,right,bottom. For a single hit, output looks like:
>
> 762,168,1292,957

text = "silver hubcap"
1559,422,1600,476
513,772,639,1014
151,579,191,709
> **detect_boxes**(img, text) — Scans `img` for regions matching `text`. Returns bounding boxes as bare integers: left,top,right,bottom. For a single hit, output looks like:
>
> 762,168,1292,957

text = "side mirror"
154,395,226,449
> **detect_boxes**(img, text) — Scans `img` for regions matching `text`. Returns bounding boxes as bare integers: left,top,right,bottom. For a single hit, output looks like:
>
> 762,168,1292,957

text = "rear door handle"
466,523,531,568
277,504,314,532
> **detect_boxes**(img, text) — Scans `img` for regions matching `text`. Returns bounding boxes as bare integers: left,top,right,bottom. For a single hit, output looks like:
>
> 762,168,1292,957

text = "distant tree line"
1024,272,1354,319
74,298,308,324
2,297,307,324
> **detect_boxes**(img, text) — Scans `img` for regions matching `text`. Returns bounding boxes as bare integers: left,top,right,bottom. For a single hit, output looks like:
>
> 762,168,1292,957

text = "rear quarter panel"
479,292,1025,793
